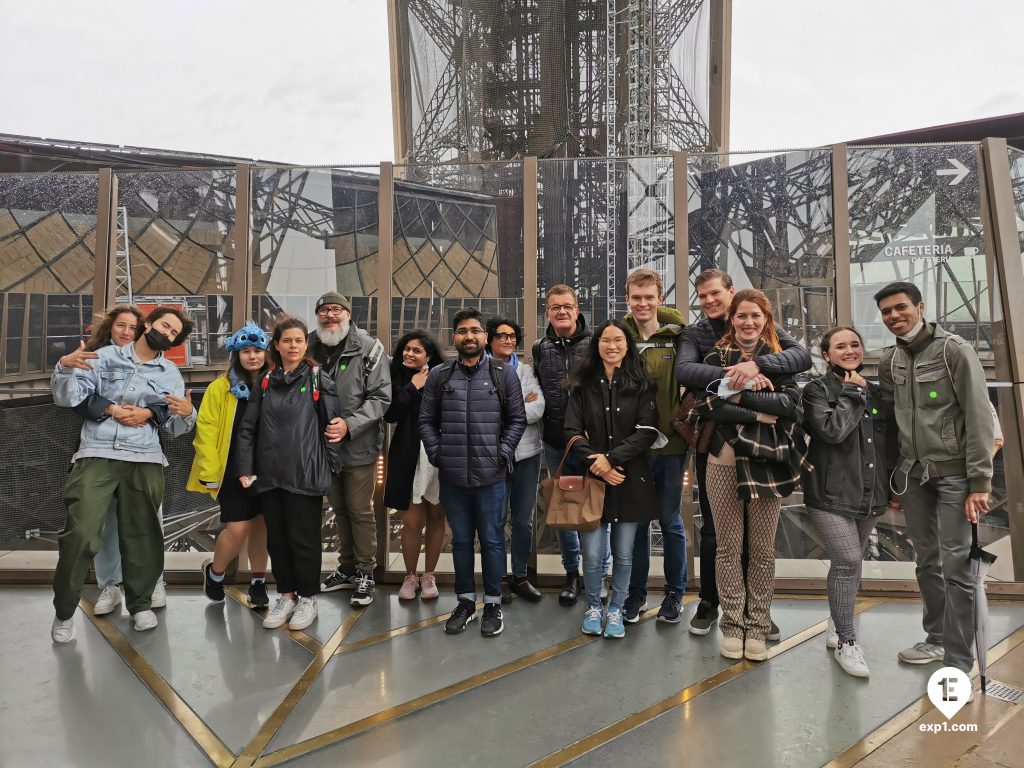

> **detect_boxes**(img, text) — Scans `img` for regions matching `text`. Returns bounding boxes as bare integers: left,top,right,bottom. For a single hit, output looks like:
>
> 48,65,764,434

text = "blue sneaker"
582,605,604,636
604,608,625,638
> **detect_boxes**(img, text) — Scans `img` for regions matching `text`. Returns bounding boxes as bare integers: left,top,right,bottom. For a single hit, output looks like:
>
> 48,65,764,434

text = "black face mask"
145,328,174,352
830,362,865,378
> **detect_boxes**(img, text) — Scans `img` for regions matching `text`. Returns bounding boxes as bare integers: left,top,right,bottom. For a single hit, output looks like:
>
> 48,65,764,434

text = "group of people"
48,274,995,691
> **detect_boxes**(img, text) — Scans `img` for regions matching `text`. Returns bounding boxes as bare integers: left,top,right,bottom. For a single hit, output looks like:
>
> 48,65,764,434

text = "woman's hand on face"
411,367,430,390
756,412,778,425
845,370,868,389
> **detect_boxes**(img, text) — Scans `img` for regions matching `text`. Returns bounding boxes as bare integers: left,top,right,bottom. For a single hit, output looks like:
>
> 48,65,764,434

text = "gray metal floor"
3,585,1023,768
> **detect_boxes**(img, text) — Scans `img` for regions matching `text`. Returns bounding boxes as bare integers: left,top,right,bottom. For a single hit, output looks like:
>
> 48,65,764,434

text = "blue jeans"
506,453,542,578
93,499,123,587
630,454,688,597
440,481,507,605
581,522,638,612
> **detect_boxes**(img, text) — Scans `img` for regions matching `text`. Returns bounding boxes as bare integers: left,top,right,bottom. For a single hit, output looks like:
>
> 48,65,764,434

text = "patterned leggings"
806,508,874,644
706,463,782,641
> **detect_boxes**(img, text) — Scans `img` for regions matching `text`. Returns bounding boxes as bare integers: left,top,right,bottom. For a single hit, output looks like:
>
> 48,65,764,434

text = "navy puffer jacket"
419,357,527,488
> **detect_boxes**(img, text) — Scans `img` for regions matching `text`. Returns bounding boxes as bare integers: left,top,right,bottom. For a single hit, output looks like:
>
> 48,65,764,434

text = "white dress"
408,442,440,506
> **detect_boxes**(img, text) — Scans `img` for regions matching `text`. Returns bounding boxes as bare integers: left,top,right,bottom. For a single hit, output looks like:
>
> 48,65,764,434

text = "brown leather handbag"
541,435,605,531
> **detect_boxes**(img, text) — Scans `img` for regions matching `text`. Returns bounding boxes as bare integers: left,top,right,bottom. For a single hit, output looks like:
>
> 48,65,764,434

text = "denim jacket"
51,342,196,461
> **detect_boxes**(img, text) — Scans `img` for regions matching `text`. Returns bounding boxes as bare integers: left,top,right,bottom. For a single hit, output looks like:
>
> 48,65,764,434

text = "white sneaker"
834,641,870,678
263,595,298,629
825,617,838,649
132,610,158,632
150,580,167,609
51,616,75,643
288,596,318,631
93,585,123,616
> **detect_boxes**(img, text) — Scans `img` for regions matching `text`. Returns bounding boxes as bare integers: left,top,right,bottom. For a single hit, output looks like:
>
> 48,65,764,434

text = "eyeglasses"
454,327,486,337
599,337,628,346
493,332,517,342
317,306,346,317
547,304,577,314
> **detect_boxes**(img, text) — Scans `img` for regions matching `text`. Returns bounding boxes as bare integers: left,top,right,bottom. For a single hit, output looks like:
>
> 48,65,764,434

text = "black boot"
559,570,582,606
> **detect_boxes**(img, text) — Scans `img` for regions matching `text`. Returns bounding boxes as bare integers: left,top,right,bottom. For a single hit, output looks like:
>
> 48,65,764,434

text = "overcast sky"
2,0,1021,163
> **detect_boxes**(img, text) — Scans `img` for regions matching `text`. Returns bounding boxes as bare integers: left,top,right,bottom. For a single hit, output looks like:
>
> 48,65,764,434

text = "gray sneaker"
898,641,945,665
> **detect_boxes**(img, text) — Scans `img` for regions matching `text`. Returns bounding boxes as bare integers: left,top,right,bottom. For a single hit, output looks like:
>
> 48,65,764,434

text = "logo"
927,667,971,720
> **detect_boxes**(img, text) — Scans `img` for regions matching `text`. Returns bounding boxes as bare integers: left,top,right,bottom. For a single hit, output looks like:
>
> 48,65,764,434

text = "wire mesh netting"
0,398,218,551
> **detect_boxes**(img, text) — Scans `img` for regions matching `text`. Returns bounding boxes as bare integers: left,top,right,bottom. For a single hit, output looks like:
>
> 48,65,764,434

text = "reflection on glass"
393,163,523,349
687,150,835,357
118,170,236,365
0,172,98,376
848,145,994,358
252,167,379,336
538,157,675,332
1009,147,1024,261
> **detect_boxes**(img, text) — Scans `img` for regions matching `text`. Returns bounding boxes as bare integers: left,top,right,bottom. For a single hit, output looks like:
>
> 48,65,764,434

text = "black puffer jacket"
532,317,591,449
236,363,342,497
419,356,527,488
802,374,892,519
675,316,811,393
563,372,659,524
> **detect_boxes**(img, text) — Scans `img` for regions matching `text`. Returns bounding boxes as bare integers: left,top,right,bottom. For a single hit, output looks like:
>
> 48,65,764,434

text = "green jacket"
878,323,993,493
623,306,687,456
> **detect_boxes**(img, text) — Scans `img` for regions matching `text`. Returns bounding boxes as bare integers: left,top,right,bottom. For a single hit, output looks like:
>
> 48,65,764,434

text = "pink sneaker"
399,573,420,600
420,572,439,600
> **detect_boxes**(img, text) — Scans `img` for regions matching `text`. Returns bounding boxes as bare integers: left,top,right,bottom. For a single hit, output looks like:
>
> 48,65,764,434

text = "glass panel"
848,145,992,358
117,169,237,366
0,172,98,378
387,161,525,571
251,166,379,337
1009,147,1024,261
393,162,523,345
687,149,835,354
537,156,676,329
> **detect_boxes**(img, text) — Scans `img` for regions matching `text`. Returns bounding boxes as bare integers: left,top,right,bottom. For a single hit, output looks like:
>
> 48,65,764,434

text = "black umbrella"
970,523,998,694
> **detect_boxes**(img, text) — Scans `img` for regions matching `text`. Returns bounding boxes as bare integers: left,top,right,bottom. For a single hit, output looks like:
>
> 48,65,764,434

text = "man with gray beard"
311,292,391,607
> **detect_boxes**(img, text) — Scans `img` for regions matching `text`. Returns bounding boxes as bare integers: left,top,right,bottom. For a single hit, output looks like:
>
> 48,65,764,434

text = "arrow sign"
937,158,969,186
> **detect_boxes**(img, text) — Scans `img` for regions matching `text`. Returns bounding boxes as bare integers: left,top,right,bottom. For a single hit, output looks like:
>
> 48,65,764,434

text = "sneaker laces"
607,608,622,624
916,641,942,654
585,606,603,622
271,596,292,614
355,572,372,592
843,642,866,665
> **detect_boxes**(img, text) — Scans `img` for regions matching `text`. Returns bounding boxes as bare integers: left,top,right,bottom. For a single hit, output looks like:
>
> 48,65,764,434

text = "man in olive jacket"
312,292,392,609
621,269,688,625
876,281,993,677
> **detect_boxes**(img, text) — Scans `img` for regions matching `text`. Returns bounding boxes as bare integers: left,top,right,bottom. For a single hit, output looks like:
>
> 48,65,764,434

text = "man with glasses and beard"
312,292,392,608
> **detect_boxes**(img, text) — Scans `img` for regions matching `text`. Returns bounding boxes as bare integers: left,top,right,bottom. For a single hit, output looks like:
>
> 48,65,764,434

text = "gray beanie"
315,291,351,313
